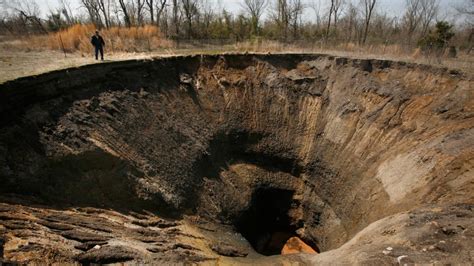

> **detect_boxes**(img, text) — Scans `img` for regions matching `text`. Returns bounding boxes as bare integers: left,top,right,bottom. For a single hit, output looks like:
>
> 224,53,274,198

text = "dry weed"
46,24,173,53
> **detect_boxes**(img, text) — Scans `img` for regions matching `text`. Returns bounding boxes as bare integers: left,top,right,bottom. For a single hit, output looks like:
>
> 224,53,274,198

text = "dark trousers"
95,46,104,60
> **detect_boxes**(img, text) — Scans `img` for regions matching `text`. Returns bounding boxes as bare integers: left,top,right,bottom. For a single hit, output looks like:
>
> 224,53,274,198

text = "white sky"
32,0,466,23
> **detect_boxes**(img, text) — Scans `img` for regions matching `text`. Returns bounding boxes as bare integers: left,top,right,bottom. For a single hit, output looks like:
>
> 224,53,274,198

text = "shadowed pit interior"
0,54,472,264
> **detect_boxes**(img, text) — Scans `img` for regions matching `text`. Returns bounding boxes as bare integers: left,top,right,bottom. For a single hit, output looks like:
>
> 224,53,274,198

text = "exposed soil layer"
0,54,473,264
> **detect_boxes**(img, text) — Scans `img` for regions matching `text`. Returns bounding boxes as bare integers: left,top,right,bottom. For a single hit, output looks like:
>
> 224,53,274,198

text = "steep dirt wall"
0,54,472,264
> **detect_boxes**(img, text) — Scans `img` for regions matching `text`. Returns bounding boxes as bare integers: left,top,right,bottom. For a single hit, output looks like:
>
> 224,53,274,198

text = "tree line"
0,0,472,50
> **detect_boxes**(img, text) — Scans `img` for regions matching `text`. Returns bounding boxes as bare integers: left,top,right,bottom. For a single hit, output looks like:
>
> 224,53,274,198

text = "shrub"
418,21,455,53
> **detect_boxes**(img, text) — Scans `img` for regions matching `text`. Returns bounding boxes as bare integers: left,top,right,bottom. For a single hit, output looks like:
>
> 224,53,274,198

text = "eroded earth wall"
0,54,472,264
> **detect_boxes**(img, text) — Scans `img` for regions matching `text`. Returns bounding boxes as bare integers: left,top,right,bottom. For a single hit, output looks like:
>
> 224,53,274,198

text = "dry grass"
0,27,472,74
232,40,473,72
47,24,173,53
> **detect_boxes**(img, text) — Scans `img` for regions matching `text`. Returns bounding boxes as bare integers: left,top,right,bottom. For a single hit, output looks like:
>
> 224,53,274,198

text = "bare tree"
372,12,396,41
145,0,168,26
0,1,12,33
273,0,290,40
403,0,438,42
454,0,474,17
454,0,473,53
111,0,123,26
360,0,376,44
181,0,199,39
344,2,360,42
200,0,215,38
288,0,304,39
58,0,76,25
419,0,439,37
158,3,170,35
97,0,112,28
326,0,335,38
172,0,180,37
81,0,104,27
145,0,154,23
332,0,345,33
242,0,267,36
155,0,168,26
136,0,146,25
118,0,132,27
309,0,323,30
403,0,423,42
3,0,47,33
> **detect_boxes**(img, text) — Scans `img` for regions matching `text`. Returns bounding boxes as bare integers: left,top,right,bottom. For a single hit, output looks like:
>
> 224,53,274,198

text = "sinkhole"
0,54,471,264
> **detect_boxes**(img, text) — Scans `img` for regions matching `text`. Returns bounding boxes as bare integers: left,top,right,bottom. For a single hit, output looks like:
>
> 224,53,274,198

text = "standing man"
91,30,105,61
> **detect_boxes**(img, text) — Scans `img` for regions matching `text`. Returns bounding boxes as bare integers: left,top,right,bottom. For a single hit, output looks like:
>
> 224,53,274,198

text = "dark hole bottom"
235,188,303,255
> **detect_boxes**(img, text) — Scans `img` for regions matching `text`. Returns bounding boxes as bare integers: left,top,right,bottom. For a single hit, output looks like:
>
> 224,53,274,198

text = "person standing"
91,30,105,60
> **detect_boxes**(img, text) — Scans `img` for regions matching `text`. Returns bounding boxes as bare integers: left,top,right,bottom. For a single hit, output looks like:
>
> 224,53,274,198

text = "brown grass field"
0,24,472,83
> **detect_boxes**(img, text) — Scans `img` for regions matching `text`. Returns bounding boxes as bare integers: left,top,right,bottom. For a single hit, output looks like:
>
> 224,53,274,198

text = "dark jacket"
91,35,105,48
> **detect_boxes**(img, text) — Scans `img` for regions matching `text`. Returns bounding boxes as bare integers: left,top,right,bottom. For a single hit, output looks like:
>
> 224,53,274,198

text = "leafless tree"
271,0,304,40
326,0,335,38
118,0,132,27
81,0,104,27
403,0,423,42
360,0,376,44
242,0,267,36
332,0,345,33
403,0,438,42
273,0,290,40
288,0,304,39
158,3,170,35
111,0,123,26
3,0,47,33
156,0,168,26
454,0,473,53
0,1,10,33
58,0,76,25
309,0,323,30
200,0,215,38
344,2,360,42
181,0,199,39
454,0,474,17
172,0,180,37
0,0,469,53
145,0,167,26
136,0,146,25
372,12,396,41
419,0,439,37
97,0,112,28
145,0,154,23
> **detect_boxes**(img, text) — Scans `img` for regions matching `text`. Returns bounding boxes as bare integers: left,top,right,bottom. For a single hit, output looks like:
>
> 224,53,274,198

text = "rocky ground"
0,54,472,264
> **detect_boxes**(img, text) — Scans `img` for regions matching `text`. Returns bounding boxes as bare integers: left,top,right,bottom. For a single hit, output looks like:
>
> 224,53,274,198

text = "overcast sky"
32,0,466,23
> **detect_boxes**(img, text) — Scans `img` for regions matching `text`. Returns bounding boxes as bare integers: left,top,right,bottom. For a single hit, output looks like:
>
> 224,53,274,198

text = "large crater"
0,54,473,264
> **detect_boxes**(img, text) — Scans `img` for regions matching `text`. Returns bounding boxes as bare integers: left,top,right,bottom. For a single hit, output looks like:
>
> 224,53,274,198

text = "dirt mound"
0,54,472,264
281,237,318,255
